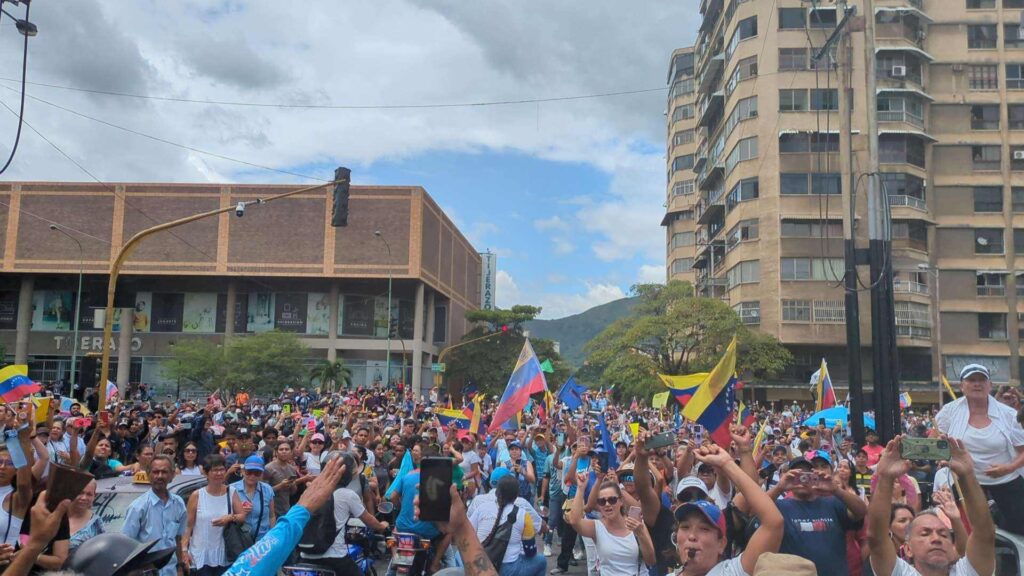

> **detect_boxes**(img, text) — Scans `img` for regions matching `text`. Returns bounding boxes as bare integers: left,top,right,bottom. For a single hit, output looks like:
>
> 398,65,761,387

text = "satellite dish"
977,236,990,246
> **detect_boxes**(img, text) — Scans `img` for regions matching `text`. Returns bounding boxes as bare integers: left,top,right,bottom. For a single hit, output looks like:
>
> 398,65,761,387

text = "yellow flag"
941,375,958,400
683,336,738,422
652,391,669,409
312,409,324,419
629,422,640,439
470,394,485,435
753,417,769,450
32,397,49,423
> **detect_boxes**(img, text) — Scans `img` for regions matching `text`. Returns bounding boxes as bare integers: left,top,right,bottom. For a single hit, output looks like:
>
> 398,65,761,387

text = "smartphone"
818,417,826,427
628,506,642,520
556,432,565,446
75,418,91,429
900,438,950,461
693,424,704,444
99,411,111,427
45,463,94,511
644,432,675,450
794,472,819,487
419,457,454,522
307,419,316,433
181,422,193,430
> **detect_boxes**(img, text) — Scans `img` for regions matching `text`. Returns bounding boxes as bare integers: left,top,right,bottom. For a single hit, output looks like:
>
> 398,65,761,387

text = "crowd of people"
0,361,1016,576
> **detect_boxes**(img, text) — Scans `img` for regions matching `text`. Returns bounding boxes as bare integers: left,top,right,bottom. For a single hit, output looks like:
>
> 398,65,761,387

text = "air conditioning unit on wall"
1013,150,1024,160
891,65,907,77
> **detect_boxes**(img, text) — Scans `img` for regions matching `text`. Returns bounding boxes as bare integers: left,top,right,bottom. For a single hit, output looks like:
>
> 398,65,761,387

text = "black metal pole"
869,238,901,443
845,238,865,447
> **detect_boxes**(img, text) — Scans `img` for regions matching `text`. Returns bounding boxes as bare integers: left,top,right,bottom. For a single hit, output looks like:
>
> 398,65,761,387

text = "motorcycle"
385,532,432,576
345,502,394,576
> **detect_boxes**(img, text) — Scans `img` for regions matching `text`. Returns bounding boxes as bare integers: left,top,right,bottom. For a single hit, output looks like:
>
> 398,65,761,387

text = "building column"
425,290,436,348
14,275,32,365
328,284,339,362
411,282,425,398
225,281,237,341
116,308,133,396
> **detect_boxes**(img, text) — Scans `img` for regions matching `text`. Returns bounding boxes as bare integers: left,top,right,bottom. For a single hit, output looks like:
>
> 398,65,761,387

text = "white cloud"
536,282,626,319
495,269,521,308
637,264,666,284
535,216,569,233
552,237,575,255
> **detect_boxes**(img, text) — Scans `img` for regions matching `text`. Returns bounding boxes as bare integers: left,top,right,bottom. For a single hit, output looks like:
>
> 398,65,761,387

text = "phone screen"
419,457,453,522
628,506,642,520
818,418,826,427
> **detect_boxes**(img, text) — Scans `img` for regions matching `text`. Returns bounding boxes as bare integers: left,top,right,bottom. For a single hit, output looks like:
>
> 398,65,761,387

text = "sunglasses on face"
184,448,197,453
596,496,620,506
245,469,263,476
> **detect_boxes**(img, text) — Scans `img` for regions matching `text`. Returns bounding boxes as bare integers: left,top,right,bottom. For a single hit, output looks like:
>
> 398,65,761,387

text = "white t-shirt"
301,487,366,559
678,557,747,576
461,450,482,477
932,467,954,492
964,423,1020,485
707,483,732,510
468,497,540,564
303,452,322,476
880,555,980,576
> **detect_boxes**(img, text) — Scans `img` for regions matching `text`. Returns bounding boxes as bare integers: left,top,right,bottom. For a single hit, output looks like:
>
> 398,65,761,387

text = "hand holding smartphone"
418,457,453,522
628,506,642,521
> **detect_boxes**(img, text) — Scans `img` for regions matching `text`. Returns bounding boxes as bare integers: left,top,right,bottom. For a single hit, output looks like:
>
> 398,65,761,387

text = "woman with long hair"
182,454,246,576
67,479,104,552
568,475,655,576
80,419,127,480
469,473,546,576
126,444,155,477
178,442,202,476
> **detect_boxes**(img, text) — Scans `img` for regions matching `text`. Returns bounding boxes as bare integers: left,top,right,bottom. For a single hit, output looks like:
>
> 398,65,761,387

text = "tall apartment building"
663,0,1024,394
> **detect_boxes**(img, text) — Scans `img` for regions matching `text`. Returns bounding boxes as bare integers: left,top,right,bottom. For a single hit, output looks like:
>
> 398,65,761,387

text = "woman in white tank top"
182,455,246,576
567,475,655,576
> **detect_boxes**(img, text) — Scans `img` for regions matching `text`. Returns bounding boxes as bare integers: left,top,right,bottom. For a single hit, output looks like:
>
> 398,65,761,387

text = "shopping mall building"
0,180,483,397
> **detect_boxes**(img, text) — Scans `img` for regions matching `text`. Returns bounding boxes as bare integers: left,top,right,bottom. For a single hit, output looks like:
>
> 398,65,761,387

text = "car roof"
95,474,207,496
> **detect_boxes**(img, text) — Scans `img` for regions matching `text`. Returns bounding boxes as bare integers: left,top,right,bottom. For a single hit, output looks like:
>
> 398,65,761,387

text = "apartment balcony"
888,194,927,212
893,279,929,296
877,109,924,130
697,90,724,128
697,187,725,225
698,53,725,95
699,0,723,34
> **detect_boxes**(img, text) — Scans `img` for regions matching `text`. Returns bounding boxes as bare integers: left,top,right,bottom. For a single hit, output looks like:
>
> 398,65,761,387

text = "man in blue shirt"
121,455,187,576
389,444,448,573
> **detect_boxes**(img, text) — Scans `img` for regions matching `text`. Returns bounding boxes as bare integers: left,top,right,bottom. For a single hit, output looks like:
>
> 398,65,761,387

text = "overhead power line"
0,77,668,110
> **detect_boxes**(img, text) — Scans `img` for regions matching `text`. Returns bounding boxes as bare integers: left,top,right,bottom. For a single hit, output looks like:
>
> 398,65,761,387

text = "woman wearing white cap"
936,362,1024,534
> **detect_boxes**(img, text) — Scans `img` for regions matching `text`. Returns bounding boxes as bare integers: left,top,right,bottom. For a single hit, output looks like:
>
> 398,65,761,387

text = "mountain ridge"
525,296,637,368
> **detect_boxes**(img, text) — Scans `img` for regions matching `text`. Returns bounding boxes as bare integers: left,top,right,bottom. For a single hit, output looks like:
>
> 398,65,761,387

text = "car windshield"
91,478,206,533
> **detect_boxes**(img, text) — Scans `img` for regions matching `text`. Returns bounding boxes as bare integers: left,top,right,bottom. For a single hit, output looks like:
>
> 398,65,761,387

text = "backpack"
298,494,337,554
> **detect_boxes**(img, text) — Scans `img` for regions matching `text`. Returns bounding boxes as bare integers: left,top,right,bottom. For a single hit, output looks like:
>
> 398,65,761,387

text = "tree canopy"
447,305,569,397
162,331,309,395
582,281,792,400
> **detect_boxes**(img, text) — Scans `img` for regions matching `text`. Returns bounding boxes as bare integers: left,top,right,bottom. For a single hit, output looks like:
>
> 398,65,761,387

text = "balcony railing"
888,194,927,211
875,23,924,46
894,280,929,295
896,325,932,338
977,286,1006,297
877,109,924,129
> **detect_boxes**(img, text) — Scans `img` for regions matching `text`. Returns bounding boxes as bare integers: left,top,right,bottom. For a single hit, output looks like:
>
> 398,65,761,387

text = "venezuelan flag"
488,339,547,433
435,408,471,430
899,392,912,410
682,336,738,448
814,358,837,412
469,394,485,434
736,401,755,428
0,365,39,403
658,372,709,407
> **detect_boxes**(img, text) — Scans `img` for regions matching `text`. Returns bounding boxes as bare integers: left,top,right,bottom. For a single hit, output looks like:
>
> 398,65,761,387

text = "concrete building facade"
0,181,480,397
664,0,1024,397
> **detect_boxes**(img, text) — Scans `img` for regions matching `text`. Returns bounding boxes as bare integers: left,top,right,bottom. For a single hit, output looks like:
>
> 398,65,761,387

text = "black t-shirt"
647,502,677,576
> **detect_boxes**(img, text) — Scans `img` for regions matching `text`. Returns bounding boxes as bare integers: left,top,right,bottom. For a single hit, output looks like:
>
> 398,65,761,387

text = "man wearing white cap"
936,363,1024,534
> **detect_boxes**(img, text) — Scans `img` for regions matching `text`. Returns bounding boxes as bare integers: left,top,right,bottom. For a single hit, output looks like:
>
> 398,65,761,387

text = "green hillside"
525,297,637,368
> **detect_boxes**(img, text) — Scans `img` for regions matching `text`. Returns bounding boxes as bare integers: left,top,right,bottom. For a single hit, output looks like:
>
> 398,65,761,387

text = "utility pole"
862,0,901,443
824,0,866,447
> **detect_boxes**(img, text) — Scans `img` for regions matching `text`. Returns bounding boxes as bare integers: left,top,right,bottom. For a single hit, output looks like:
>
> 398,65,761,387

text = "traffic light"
500,324,509,332
389,317,399,339
331,166,351,227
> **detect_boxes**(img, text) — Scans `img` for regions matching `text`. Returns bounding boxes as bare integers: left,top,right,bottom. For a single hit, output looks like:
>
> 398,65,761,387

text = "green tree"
162,331,309,396
309,359,353,393
447,306,569,396
582,281,791,400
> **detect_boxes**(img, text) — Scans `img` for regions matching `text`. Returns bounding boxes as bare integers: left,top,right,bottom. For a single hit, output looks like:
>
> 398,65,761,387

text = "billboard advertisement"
306,292,331,336
247,293,275,333
151,293,184,333
274,293,307,333
182,293,217,333
31,291,74,331
216,293,248,334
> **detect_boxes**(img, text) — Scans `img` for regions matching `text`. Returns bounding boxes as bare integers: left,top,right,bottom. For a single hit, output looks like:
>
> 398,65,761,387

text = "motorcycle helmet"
66,533,174,576
324,450,357,487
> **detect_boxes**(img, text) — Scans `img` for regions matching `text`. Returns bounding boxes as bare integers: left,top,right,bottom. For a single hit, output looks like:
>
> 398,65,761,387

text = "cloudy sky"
0,1,699,319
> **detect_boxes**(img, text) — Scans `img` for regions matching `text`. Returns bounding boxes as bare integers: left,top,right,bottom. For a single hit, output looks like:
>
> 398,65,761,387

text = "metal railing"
894,279,929,295
977,285,1006,297
888,194,927,211
877,109,925,129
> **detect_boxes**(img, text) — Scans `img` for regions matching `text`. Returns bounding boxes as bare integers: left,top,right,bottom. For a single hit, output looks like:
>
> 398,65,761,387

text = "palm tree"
309,359,352,393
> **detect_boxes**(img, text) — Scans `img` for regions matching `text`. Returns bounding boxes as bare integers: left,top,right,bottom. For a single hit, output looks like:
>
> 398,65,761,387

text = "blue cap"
673,499,726,536
490,467,512,487
243,455,265,472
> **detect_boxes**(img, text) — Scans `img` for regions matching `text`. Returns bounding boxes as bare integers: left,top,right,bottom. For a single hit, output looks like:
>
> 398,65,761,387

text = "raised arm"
568,470,596,539
867,437,910,576
632,431,664,525
946,437,995,576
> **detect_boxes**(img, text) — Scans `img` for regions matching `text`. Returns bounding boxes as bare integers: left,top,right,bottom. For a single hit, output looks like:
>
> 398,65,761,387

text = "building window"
672,129,695,146
977,273,1006,296
1015,228,1024,252
671,258,694,274
1013,187,1024,212
979,313,1008,340
1008,64,1024,89
809,9,837,28
779,48,807,70
781,257,843,280
726,178,759,210
968,25,998,49
672,231,696,248
733,301,760,325
812,300,845,323
974,186,1003,212
975,228,1004,253
735,56,758,82
972,145,1002,171
672,155,695,172
670,78,695,99
967,0,995,7
724,95,758,139
672,104,694,122
879,135,926,167
969,64,999,90
1013,146,1024,171
726,218,759,251
1005,24,1024,49
811,173,841,194
878,173,925,199
726,136,758,175
726,260,760,288
971,105,1000,130
781,173,809,195
781,219,843,237
1007,0,1024,8
810,89,840,111
811,46,837,71
1011,105,1024,129
780,89,809,112
782,300,812,322
672,180,695,196
779,8,805,29
727,16,758,59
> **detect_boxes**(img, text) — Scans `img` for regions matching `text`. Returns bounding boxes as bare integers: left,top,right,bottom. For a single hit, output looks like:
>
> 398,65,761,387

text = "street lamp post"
918,263,943,405
373,231,393,390
50,225,83,399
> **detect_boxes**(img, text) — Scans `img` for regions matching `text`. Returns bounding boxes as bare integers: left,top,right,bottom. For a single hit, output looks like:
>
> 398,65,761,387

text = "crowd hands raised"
0,361,1018,576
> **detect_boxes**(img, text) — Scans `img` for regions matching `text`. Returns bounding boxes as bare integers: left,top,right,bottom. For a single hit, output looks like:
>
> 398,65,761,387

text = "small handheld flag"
0,365,39,403
813,359,837,412
489,339,548,433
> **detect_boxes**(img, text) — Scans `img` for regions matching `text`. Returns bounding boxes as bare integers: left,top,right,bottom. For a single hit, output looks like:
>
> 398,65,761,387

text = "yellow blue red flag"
658,372,709,407
682,336,738,447
489,339,548,433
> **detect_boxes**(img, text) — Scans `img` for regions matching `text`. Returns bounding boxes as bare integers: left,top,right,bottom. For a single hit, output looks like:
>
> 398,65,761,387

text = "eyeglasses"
184,448,197,453
596,496,619,506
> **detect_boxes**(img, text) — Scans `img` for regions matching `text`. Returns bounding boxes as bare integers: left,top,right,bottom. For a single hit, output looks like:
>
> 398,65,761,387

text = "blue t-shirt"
777,495,858,576
395,471,441,539
529,445,550,478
